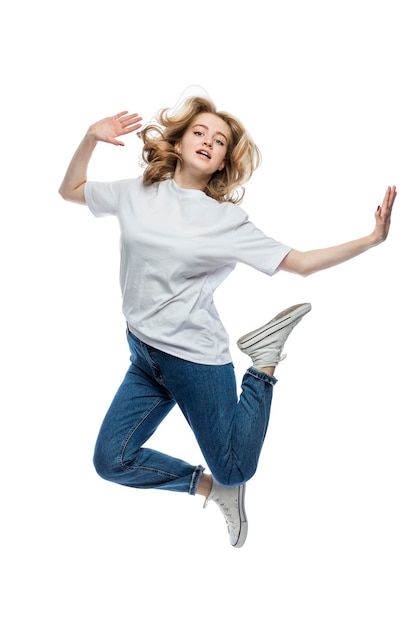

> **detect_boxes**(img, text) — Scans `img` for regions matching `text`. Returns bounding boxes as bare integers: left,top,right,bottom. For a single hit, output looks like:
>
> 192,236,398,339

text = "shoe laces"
204,492,239,534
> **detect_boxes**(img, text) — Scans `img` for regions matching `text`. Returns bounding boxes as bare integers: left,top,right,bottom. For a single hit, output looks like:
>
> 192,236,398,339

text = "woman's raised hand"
88,111,143,146
373,185,397,244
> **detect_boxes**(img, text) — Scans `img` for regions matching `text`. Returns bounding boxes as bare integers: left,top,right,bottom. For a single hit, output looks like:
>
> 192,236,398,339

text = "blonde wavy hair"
138,96,261,204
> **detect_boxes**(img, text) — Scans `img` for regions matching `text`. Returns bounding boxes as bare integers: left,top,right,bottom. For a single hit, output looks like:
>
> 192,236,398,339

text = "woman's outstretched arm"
278,186,397,276
58,111,142,205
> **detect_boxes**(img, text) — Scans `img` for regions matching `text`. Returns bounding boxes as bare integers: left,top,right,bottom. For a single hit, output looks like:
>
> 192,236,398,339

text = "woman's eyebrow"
192,124,229,142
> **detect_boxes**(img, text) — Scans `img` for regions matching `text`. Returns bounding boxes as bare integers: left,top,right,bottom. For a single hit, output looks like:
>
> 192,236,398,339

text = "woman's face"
176,112,231,177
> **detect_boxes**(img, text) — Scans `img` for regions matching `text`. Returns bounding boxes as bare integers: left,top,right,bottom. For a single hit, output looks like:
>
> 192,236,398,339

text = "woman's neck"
173,168,209,191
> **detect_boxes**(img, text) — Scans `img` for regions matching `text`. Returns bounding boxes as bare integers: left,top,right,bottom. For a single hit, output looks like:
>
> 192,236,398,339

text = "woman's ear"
174,141,182,154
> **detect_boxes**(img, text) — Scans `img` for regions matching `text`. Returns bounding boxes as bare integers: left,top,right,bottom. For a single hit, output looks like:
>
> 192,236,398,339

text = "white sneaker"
237,303,312,368
204,481,248,548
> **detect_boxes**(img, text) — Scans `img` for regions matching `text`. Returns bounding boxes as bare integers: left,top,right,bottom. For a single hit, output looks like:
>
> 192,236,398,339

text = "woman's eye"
194,131,203,136
215,139,224,146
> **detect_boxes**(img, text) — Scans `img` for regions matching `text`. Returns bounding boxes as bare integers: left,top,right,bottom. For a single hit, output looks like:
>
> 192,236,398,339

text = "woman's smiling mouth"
197,150,211,159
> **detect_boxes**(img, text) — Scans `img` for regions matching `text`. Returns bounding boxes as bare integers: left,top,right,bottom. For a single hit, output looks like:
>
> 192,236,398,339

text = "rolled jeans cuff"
246,366,277,386
190,464,206,495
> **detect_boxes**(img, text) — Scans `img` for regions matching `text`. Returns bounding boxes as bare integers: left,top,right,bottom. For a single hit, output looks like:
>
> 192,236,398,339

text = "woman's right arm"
58,111,143,205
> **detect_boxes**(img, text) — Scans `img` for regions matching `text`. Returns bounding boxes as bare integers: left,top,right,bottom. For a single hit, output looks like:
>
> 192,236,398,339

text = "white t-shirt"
85,177,291,365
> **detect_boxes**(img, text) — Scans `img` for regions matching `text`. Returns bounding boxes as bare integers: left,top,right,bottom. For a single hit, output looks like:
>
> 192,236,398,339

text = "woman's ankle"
196,473,213,498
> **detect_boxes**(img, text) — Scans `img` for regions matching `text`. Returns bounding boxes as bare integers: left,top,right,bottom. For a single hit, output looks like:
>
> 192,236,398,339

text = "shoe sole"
237,303,312,350
232,484,248,548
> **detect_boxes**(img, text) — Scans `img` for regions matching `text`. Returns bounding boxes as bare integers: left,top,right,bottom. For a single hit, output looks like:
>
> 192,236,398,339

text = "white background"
1,1,416,624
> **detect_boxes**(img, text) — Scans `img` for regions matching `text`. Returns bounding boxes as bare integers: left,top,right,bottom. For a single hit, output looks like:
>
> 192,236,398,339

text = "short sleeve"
84,180,125,217
233,219,292,275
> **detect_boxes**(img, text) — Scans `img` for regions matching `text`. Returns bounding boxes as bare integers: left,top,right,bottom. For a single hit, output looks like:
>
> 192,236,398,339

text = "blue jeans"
93,330,277,495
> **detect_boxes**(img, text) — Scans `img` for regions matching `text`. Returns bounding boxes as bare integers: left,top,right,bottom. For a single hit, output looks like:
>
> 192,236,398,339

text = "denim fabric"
93,330,277,494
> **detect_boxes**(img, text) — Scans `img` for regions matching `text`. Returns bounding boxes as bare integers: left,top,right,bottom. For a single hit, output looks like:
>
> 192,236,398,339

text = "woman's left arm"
278,186,397,277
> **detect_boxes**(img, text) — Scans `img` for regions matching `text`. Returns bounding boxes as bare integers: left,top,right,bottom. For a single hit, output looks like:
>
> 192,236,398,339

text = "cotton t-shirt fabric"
84,177,291,365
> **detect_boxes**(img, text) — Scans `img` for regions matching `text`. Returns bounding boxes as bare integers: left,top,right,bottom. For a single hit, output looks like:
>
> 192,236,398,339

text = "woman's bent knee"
93,458,113,482
93,445,120,482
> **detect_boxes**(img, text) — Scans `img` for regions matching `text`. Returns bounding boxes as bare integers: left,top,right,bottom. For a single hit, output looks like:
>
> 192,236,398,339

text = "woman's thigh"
94,336,176,472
